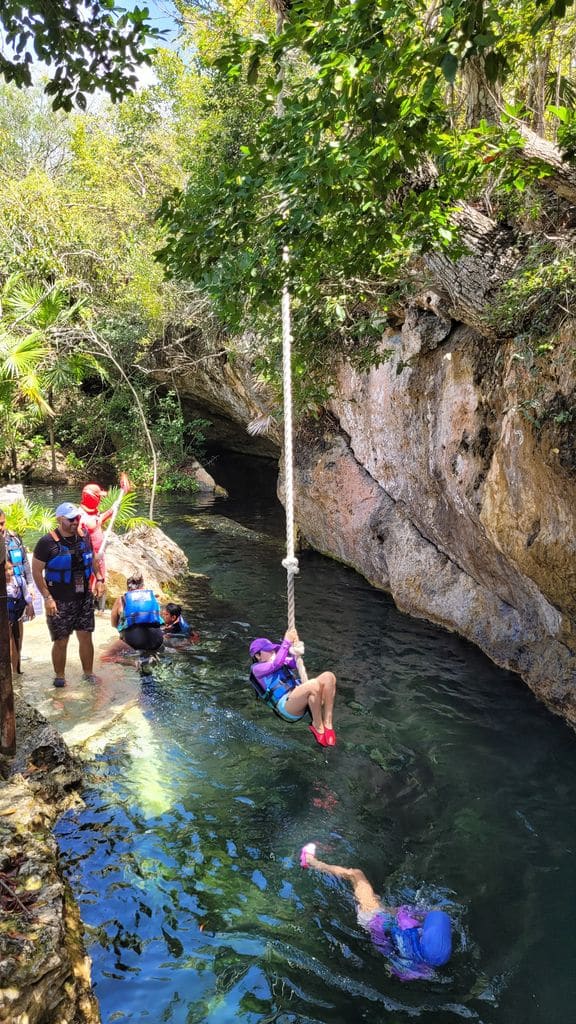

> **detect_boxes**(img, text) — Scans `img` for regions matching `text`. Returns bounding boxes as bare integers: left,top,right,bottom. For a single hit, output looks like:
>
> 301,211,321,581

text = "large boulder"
0,484,24,507
105,524,191,602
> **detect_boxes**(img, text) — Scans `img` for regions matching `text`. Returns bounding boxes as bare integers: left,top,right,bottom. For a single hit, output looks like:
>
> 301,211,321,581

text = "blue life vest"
249,665,301,717
6,533,26,578
122,589,162,630
44,530,93,587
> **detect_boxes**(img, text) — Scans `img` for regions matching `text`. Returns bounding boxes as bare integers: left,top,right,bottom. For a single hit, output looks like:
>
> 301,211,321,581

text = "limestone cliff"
150,315,576,725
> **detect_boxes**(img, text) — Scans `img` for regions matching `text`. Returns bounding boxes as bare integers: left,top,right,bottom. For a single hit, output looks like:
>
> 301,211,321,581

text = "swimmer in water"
299,844,452,979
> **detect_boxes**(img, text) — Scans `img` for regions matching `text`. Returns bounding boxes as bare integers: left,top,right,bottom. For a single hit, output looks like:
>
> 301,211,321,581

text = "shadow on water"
49,462,576,1024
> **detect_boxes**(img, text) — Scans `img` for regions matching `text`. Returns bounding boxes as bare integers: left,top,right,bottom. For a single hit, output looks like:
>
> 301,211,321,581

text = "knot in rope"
282,555,300,575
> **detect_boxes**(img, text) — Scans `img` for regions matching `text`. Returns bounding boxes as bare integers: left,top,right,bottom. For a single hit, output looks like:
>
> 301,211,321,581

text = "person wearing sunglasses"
32,501,99,688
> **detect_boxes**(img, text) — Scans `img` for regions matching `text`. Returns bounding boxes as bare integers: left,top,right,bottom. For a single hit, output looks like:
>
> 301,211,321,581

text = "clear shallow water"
54,474,576,1024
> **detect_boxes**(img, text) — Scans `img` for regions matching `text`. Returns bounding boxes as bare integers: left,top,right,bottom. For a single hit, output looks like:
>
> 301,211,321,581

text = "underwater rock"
184,514,283,548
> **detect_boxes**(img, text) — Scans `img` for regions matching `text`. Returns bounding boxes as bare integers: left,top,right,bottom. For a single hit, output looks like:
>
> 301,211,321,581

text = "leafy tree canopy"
157,0,576,400
0,1,159,111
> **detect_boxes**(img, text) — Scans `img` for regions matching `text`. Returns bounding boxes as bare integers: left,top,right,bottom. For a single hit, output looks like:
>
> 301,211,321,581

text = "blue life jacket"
45,529,93,587
122,589,162,630
249,664,301,717
6,533,26,578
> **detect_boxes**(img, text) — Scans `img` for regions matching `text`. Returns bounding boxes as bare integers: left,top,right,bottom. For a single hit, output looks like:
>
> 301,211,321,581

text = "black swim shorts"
121,624,164,652
46,593,95,640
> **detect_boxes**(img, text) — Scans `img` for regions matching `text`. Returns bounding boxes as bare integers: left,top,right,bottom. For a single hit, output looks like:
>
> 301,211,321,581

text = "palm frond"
0,331,47,379
546,74,576,107
4,498,55,538
16,371,53,414
100,486,137,527
123,516,157,530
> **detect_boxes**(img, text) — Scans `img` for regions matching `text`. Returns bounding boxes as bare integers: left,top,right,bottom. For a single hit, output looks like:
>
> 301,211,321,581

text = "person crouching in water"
5,561,34,673
110,574,164,656
249,627,337,746
299,844,452,980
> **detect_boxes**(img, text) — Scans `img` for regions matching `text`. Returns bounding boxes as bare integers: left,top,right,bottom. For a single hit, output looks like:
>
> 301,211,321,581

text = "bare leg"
9,628,19,673
304,853,382,915
100,637,135,663
77,630,94,674
317,672,336,729
18,620,24,665
52,636,70,677
283,680,325,732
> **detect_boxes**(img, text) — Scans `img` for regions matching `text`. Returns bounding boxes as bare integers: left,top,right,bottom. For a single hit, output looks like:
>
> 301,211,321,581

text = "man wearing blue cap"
32,501,98,688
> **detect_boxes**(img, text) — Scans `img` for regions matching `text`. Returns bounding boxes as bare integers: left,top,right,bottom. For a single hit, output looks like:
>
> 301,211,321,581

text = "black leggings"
122,625,163,652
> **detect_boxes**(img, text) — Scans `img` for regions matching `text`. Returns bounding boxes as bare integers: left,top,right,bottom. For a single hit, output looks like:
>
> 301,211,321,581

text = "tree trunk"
0,534,16,755
528,48,551,137
422,125,576,332
518,125,576,203
462,55,500,126
425,204,521,334
48,423,57,477
48,387,57,479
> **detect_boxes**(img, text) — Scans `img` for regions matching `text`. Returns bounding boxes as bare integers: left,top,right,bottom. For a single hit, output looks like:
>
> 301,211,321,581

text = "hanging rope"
279,246,308,683
274,11,307,683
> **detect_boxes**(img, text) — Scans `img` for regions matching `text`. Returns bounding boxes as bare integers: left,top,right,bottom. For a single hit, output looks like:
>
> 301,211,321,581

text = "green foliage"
488,243,576,337
4,498,54,538
550,105,576,159
99,487,156,531
0,75,210,491
157,0,576,398
0,1,159,111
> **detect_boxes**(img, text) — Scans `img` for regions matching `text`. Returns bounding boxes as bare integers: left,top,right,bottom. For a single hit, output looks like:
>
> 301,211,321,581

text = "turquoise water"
55,476,576,1024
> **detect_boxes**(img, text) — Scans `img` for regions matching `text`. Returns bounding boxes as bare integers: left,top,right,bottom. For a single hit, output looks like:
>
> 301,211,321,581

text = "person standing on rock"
31,502,99,688
0,507,36,671
78,483,112,612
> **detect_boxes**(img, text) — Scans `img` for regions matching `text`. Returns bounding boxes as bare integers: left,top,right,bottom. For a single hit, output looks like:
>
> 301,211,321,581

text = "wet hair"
164,602,181,619
127,574,144,590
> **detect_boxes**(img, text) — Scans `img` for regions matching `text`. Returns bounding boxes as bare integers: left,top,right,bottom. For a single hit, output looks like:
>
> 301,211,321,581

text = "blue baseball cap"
249,638,279,657
55,501,82,519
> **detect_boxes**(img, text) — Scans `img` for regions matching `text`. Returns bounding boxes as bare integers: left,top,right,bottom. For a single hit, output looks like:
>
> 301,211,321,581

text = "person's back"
112,575,163,653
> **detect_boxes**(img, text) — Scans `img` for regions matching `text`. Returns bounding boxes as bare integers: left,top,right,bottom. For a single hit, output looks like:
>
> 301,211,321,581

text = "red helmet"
81,483,107,511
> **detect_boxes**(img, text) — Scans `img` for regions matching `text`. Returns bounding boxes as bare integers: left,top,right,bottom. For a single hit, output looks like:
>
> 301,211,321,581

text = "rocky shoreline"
0,699,99,1024
0,522,194,1023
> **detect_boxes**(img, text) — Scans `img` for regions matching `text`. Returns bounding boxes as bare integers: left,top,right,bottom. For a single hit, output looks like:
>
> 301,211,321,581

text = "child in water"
299,844,452,980
249,627,337,746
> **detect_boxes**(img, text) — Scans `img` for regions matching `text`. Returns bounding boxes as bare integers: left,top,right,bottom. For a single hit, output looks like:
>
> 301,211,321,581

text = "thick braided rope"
281,247,308,683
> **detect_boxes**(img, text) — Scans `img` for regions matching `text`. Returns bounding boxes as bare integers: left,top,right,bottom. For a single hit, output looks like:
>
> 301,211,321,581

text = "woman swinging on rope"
249,628,337,746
